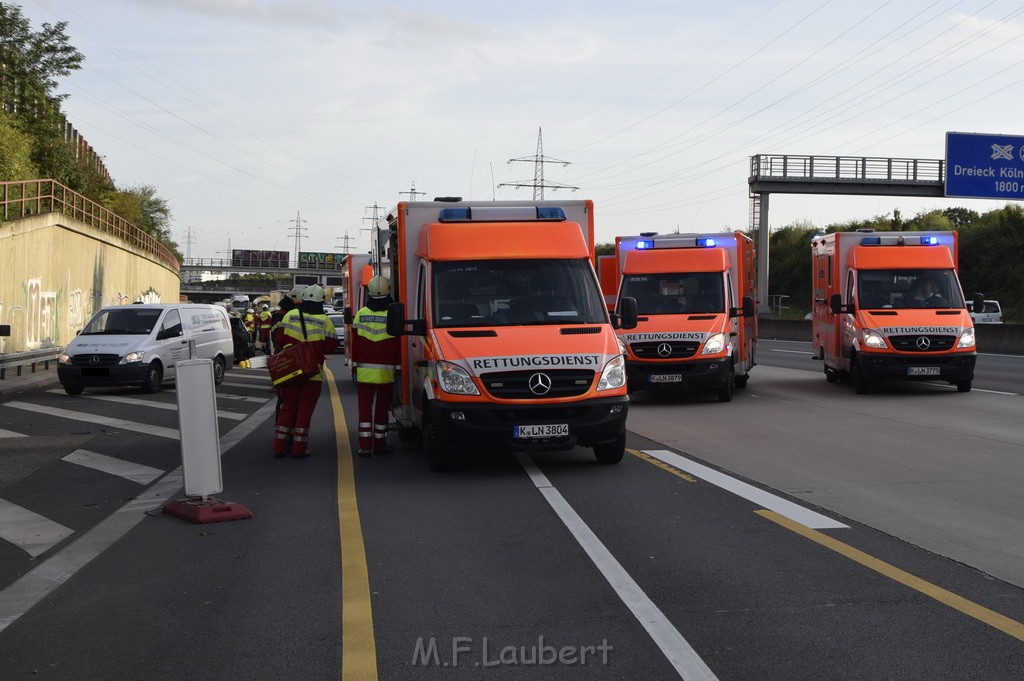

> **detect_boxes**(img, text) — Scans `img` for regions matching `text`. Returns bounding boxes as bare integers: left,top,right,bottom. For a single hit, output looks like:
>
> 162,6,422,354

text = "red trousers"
273,379,323,455
357,381,392,452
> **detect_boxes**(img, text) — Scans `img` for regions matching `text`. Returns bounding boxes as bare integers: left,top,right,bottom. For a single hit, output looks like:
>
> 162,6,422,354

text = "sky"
14,0,1024,262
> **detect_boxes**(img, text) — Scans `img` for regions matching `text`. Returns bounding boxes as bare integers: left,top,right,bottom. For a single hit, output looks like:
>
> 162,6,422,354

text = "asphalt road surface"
0,351,1021,680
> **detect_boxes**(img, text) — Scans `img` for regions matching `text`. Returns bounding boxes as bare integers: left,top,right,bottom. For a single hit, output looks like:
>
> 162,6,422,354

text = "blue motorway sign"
946,131,1024,200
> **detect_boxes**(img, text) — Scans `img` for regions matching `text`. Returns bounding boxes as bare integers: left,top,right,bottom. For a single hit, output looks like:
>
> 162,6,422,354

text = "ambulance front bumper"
856,352,976,382
429,395,629,453
626,357,731,389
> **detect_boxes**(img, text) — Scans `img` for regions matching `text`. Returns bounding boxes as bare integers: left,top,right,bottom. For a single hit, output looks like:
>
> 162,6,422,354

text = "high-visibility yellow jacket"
278,309,339,382
351,306,400,384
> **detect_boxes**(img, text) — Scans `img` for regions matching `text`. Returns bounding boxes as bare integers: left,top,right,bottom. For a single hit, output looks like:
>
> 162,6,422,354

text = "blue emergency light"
696,237,717,248
860,237,882,245
922,235,939,245
636,239,654,250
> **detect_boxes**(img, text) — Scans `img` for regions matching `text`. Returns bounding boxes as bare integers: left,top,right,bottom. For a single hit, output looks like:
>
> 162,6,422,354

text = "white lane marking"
212,393,271,403
62,449,163,485
642,450,848,530
217,381,273,391
0,429,27,438
3,401,179,440
973,388,1018,395
516,453,719,681
770,348,816,355
47,390,248,420
0,498,75,558
0,399,278,633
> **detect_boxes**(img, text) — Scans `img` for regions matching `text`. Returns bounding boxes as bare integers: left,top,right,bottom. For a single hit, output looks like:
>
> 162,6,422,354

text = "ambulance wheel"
735,374,749,389
593,432,625,464
956,379,972,393
62,383,84,395
824,365,840,383
423,413,452,473
212,356,226,385
851,356,869,394
717,367,735,402
141,362,163,394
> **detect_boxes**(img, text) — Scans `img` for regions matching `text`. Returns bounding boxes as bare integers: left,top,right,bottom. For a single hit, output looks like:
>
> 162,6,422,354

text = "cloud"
133,0,338,28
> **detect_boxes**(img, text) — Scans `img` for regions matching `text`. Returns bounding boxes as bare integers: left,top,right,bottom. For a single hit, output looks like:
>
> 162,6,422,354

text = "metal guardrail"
750,154,945,184
0,348,62,380
0,179,179,273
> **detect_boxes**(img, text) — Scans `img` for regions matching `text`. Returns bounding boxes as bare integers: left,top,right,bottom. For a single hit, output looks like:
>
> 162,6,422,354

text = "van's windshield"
433,259,607,327
81,308,161,335
858,269,964,310
619,272,724,315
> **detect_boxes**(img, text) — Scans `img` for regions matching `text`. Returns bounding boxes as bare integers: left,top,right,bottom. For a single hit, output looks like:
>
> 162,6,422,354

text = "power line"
498,128,578,200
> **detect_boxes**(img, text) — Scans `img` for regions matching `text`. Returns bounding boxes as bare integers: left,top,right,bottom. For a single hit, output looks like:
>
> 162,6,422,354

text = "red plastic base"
163,497,252,524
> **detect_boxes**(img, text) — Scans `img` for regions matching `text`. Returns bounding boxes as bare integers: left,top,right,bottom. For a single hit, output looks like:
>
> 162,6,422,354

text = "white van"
58,304,234,394
966,299,1002,324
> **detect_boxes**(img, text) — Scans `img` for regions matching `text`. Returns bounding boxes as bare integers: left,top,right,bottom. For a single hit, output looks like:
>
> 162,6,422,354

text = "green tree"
101,185,182,261
0,3,83,115
0,110,36,179
767,221,819,316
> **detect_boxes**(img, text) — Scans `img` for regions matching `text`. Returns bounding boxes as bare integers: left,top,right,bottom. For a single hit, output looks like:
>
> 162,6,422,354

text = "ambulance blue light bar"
922,235,939,245
860,237,882,245
439,206,566,222
696,237,717,247
636,239,655,250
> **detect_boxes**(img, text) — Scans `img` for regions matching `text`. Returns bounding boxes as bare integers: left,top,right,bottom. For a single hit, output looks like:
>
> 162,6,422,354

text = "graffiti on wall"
25,279,57,349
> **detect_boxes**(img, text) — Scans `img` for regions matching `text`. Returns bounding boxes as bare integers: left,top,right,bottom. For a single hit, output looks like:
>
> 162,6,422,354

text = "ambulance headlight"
598,355,626,391
437,361,480,395
120,351,146,364
701,333,726,355
862,329,887,349
956,328,976,349
616,337,627,356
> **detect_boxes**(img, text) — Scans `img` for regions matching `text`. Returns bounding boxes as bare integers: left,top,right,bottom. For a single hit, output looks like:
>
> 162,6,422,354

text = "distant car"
966,299,1002,324
229,315,257,362
327,314,346,353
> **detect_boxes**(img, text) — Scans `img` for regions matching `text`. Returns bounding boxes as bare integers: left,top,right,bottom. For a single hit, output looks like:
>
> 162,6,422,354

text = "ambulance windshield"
858,269,964,310
433,259,607,327
619,273,724,315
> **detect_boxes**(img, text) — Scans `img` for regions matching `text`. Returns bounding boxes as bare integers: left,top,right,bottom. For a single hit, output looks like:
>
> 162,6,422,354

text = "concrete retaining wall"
0,213,180,353
757,318,1023,355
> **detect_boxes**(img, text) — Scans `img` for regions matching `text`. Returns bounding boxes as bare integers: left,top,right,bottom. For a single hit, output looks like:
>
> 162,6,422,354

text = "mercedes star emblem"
90,355,101,365
528,372,552,395
915,336,931,350
657,342,672,357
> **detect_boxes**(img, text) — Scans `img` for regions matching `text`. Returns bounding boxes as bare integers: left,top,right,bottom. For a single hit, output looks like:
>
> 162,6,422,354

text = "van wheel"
593,432,625,464
212,356,226,385
717,367,735,402
956,379,972,393
735,374,749,389
62,383,84,395
141,363,163,394
824,365,839,383
423,412,452,473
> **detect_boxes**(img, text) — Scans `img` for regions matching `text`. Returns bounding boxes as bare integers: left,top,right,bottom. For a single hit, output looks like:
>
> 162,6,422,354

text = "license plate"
907,367,940,376
649,374,682,383
514,424,569,438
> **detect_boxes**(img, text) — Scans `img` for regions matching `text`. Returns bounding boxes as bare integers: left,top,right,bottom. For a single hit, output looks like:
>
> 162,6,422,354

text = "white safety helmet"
262,304,269,310
367,275,391,298
246,308,254,313
302,284,326,303
288,285,306,299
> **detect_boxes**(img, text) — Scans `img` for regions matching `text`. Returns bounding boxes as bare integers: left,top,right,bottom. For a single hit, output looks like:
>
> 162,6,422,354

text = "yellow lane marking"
325,367,378,679
629,448,697,482
757,510,1024,643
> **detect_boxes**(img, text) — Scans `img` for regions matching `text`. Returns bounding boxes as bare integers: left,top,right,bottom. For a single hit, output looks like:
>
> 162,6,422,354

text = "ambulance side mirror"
343,307,353,325
613,297,638,330
731,295,755,318
386,302,426,337
829,293,854,314
386,302,406,337
972,292,984,313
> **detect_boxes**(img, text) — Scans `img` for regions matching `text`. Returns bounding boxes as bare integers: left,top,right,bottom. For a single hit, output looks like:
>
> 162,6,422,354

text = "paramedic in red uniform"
271,284,339,458
350,275,400,457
